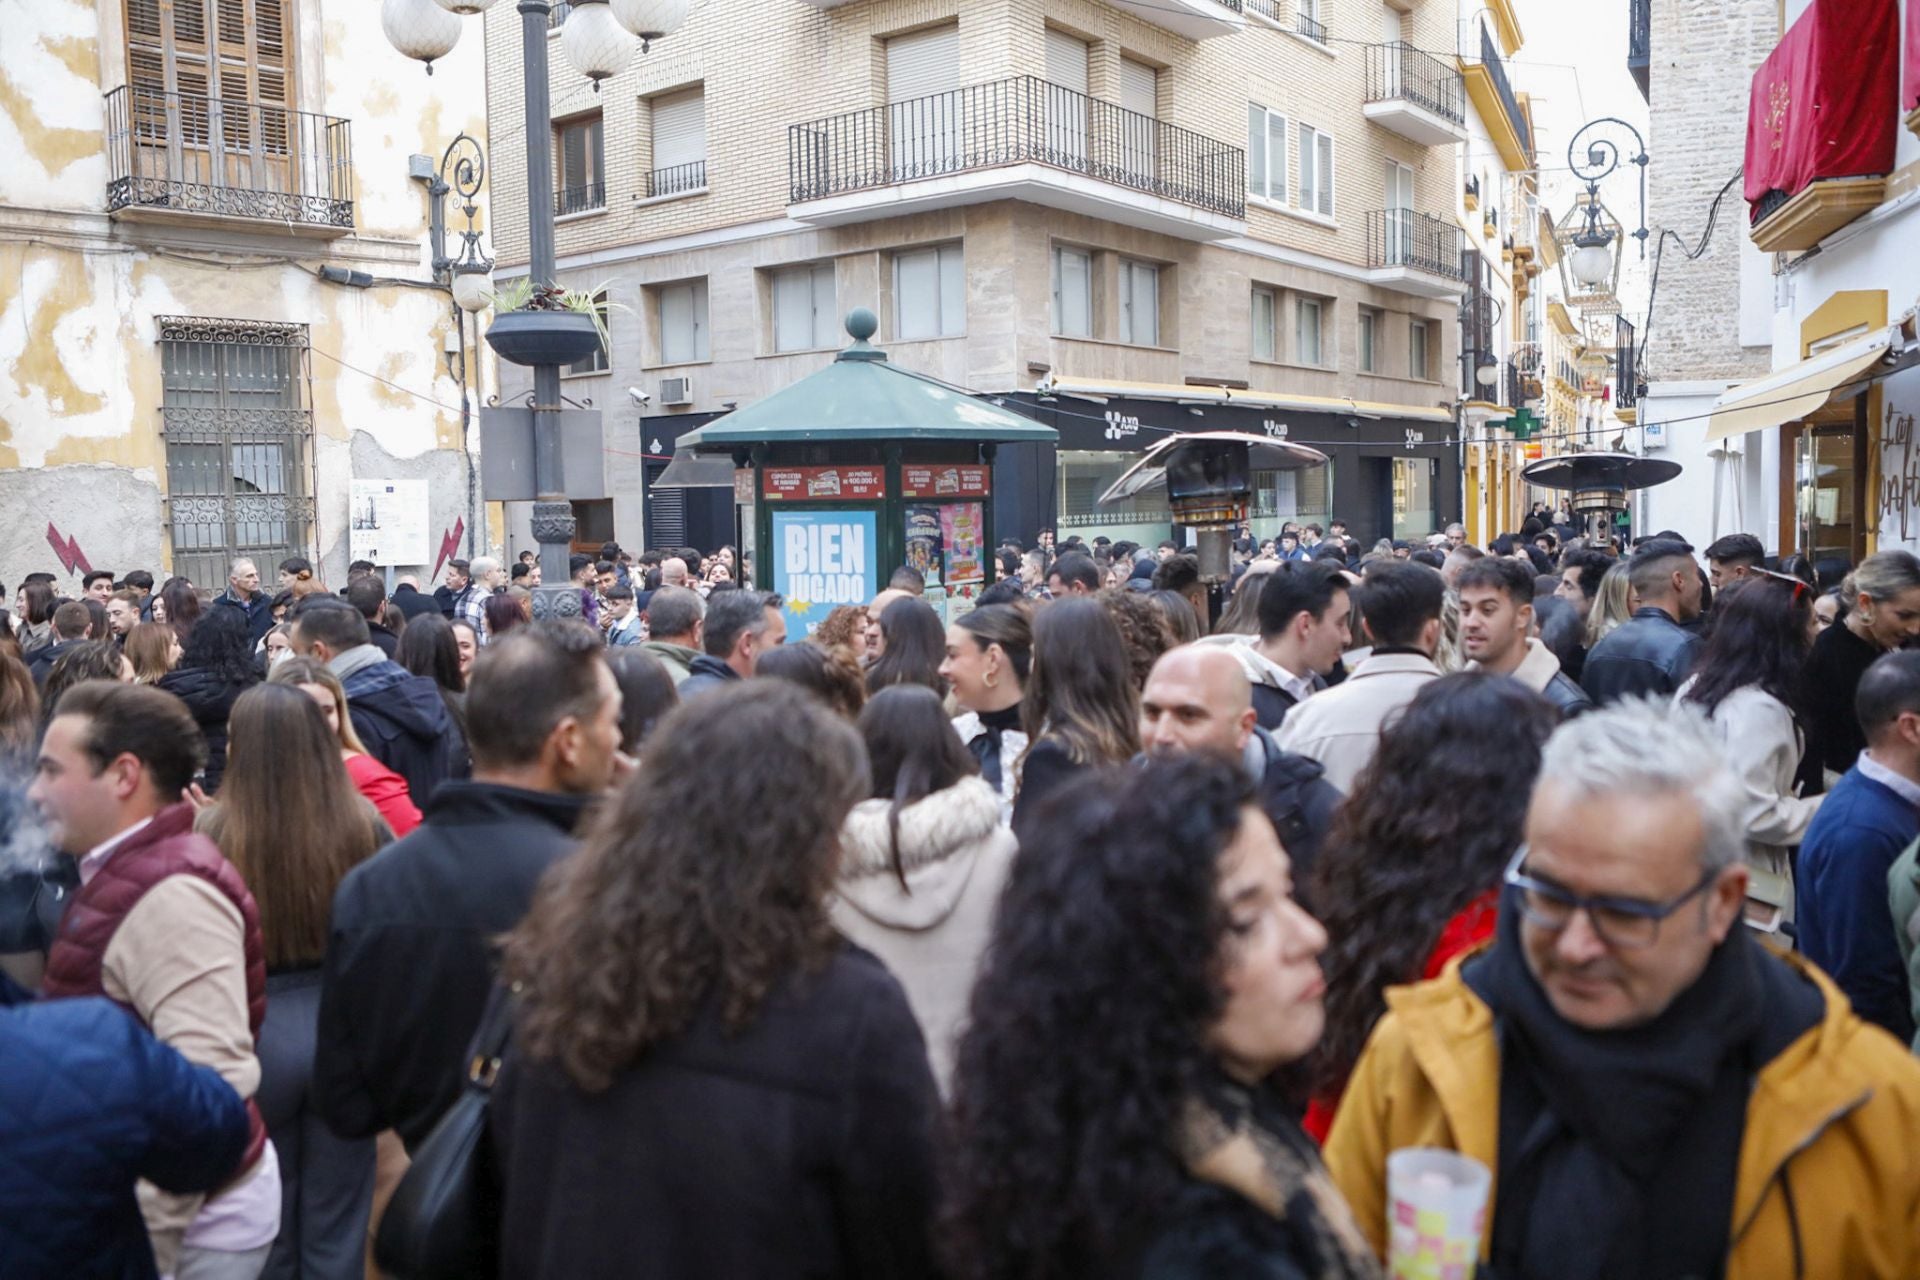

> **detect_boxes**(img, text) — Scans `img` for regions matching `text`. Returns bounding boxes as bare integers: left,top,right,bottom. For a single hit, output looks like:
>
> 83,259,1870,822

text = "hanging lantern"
431,0,502,13
561,0,633,88
611,0,688,50
382,0,462,74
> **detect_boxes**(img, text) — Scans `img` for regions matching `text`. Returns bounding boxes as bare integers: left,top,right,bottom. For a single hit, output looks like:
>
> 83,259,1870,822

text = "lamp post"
385,0,686,618
420,132,492,559
1564,117,1649,290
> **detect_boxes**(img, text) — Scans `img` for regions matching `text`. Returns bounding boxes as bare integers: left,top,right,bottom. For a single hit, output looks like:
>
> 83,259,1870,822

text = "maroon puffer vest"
42,801,270,1175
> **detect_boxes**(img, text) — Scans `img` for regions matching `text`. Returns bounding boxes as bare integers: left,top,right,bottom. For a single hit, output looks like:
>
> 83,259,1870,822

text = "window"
772,262,836,353
1296,123,1334,218
1052,246,1093,338
1045,29,1091,164
1359,308,1379,373
656,279,708,365
556,113,605,215
158,315,313,590
1247,104,1287,201
648,86,706,197
1252,286,1278,362
894,244,965,340
1119,259,1160,347
567,291,610,375
124,0,296,197
887,25,961,175
1410,319,1432,380
1118,58,1158,177
1296,297,1323,366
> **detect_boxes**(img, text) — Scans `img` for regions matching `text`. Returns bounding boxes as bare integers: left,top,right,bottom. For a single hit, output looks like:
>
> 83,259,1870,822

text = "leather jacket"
1581,608,1702,706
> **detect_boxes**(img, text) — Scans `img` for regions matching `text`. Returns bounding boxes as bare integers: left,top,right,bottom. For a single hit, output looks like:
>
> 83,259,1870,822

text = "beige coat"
831,777,1016,1093
1275,651,1440,792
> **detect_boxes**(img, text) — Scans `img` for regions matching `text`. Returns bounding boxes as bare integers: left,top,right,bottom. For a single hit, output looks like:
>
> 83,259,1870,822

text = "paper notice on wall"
349,478,429,567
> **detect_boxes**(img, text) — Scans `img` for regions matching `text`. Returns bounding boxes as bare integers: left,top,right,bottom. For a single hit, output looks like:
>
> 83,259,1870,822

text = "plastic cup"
1385,1147,1492,1280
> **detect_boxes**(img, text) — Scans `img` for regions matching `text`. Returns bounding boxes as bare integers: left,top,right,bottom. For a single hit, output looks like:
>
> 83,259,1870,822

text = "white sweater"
1680,681,1822,919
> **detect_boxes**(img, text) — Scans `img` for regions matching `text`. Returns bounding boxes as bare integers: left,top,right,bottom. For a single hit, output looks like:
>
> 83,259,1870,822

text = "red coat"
346,750,422,837
1304,888,1499,1143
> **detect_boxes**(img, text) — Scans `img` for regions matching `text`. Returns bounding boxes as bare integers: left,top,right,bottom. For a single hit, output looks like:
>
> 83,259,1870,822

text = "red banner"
900,464,991,499
761,466,887,502
1744,0,1899,221
1906,0,1920,113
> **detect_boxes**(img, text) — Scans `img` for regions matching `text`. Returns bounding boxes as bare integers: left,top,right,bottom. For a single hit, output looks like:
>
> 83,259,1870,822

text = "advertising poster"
349,478,429,567
771,508,878,635
762,466,887,501
905,505,944,586
940,502,985,584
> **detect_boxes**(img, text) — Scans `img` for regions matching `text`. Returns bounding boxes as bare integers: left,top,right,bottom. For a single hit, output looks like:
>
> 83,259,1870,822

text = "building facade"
485,0,1526,555
0,0,492,595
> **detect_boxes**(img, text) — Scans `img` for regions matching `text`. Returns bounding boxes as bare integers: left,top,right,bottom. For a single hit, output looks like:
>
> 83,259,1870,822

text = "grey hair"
468,555,500,579
1538,697,1746,873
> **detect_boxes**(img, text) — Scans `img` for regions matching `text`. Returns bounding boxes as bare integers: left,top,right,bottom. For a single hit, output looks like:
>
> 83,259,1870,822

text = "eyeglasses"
1503,846,1720,950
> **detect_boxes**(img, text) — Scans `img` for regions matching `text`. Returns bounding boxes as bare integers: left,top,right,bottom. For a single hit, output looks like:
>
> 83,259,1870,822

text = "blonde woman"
1584,560,1637,649
123,621,181,685
268,657,421,837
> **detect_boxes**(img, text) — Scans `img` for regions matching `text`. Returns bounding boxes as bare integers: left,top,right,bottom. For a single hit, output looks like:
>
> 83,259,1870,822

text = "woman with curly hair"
756,640,867,720
157,604,260,794
808,603,868,658
1303,673,1556,1140
493,681,938,1276
943,756,1364,1279
1099,588,1179,691
1012,597,1141,836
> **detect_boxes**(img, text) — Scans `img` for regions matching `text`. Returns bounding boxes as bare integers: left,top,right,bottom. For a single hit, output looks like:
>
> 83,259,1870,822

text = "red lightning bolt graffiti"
46,523,92,576
432,518,466,583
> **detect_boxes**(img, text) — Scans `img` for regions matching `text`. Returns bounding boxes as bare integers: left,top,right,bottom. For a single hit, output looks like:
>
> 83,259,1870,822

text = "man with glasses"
1324,698,1920,1280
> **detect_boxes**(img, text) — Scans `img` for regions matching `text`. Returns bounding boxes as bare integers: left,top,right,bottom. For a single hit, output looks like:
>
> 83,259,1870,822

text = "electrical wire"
1635,169,1742,377
309,346,462,413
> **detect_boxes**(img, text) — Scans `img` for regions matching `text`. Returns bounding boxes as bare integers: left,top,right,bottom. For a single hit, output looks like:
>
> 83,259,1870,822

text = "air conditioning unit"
659,376,693,406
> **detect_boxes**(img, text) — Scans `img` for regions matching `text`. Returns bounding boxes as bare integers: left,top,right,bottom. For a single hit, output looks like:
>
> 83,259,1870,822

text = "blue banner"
770,508,879,635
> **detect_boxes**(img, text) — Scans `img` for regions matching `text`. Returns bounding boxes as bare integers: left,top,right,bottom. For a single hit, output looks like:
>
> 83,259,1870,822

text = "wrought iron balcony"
1364,41,1466,145
1480,22,1533,158
1628,0,1651,100
555,181,606,216
1365,209,1468,298
1615,314,1640,409
788,75,1246,225
1296,10,1328,42
104,86,353,231
646,160,706,199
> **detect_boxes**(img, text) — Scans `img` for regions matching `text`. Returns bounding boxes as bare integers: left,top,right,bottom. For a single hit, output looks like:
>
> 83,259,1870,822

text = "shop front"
996,381,1460,550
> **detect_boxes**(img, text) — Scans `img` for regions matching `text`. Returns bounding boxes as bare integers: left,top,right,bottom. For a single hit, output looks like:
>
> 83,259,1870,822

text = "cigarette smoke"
0,767,54,877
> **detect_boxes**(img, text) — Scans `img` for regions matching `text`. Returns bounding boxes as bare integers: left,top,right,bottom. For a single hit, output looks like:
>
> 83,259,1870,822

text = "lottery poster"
940,502,985,584
771,509,879,634
905,505,944,586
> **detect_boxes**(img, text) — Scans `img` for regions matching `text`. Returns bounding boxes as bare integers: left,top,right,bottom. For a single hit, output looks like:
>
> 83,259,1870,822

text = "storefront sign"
901,464,991,498
761,466,887,502
771,509,878,634
1882,404,1919,541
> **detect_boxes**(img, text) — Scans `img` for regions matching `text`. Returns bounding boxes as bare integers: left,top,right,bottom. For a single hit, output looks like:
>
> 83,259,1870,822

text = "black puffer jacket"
1246,728,1343,911
157,664,261,793
1580,608,1702,706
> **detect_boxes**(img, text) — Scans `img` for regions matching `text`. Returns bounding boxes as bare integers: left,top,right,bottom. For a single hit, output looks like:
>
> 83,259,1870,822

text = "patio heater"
1520,451,1681,547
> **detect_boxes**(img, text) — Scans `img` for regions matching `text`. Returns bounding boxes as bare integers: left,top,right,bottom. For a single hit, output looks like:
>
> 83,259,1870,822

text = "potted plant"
484,279,616,368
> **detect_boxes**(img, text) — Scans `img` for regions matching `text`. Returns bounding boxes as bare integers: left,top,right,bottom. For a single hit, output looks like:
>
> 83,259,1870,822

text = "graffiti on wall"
1883,405,1920,542
46,523,91,576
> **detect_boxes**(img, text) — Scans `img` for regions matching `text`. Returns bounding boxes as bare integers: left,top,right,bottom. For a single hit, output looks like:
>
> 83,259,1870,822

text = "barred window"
158,316,315,589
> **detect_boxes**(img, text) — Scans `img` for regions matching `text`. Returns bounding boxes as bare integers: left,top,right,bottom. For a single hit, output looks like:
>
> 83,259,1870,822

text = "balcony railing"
1628,0,1651,99
788,75,1246,219
1296,10,1328,42
1615,315,1639,409
555,181,605,216
1367,209,1467,280
1244,0,1280,17
1365,42,1465,125
646,159,706,198
548,1,571,28
104,86,353,229
1480,21,1533,157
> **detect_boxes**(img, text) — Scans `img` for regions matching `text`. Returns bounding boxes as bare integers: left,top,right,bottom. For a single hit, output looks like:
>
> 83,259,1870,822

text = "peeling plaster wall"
0,0,497,595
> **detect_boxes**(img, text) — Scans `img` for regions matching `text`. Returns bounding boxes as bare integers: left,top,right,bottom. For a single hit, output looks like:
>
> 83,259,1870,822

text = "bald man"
1140,645,1345,902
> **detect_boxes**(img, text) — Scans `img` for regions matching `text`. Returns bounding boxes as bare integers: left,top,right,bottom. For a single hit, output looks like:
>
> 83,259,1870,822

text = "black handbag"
373,983,517,1280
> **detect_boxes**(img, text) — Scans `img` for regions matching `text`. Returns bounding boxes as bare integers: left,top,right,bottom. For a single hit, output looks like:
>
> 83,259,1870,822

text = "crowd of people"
3,507,1920,1280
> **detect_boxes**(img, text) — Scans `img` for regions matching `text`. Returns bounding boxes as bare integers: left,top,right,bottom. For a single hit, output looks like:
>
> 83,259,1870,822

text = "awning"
1035,375,1453,424
1705,323,1908,442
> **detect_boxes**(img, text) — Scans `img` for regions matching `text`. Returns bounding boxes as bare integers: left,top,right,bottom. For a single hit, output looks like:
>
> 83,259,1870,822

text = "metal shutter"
1120,58,1157,118
1316,131,1335,216
886,25,958,103
1044,29,1088,92
651,88,704,171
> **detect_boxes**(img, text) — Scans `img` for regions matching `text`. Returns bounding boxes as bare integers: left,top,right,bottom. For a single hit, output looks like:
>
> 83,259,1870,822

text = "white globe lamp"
431,0,502,13
382,0,462,74
611,0,689,49
561,0,633,88
1570,237,1615,289
452,263,495,314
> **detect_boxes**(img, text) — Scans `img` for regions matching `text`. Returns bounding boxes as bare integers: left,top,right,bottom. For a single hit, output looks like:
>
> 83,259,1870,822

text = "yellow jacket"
1323,952,1920,1279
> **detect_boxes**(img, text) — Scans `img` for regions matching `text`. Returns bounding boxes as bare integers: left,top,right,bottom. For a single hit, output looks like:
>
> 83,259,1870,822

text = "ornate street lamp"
387,0,687,617
1559,117,1649,293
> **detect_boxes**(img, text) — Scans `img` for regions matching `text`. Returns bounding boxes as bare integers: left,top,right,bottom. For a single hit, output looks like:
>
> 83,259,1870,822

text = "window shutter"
651,87,704,171
588,117,604,184
1267,113,1287,201
1297,123,1314,207
895,250,938,341
1246,104,1265,197
660,283,695,364
811,264,836,348
886,25,958,103
561,122,588,189
1044,29,1089,93
938,245,965,337
1316,133,1334,216
1120,58,1156,118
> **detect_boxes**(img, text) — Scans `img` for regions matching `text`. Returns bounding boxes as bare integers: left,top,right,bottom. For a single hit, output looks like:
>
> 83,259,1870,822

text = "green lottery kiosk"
675,309,1058,635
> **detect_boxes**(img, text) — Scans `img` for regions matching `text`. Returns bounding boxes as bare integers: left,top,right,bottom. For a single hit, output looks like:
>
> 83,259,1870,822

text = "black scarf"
1465,888,1771,1280
965,703,1022,792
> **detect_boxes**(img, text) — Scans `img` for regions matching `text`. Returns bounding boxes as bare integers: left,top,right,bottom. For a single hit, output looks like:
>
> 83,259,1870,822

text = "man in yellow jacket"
1324,698,1920,1280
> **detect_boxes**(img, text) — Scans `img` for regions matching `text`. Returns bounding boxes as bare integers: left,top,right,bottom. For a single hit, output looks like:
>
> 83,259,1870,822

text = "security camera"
627,386,651,407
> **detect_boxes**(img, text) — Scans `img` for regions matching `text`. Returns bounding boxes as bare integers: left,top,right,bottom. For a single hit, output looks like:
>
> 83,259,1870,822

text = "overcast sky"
1507,0,1653,325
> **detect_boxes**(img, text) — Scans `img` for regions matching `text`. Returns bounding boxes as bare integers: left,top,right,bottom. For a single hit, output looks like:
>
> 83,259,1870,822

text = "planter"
486,309,603,368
